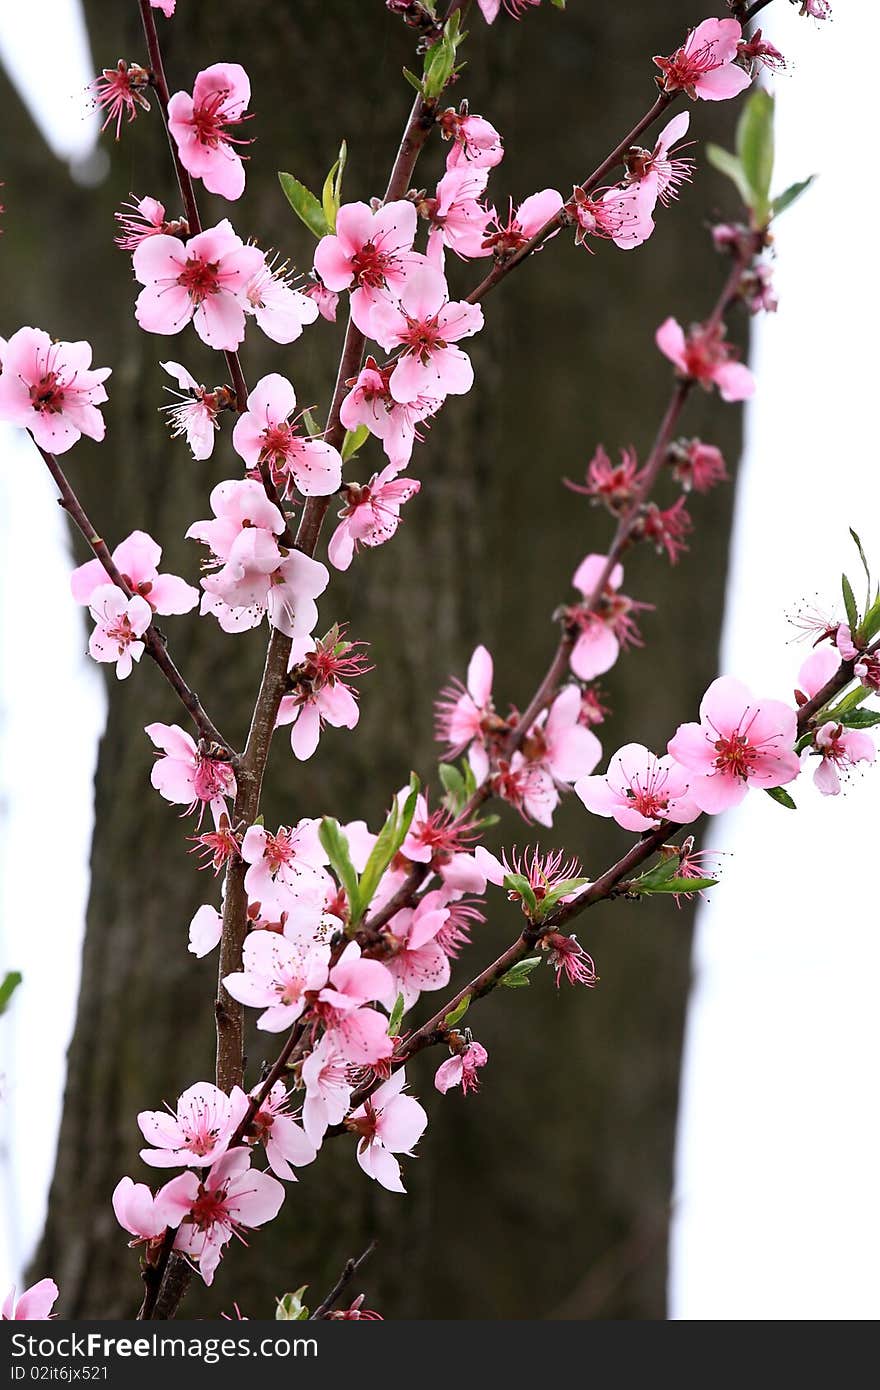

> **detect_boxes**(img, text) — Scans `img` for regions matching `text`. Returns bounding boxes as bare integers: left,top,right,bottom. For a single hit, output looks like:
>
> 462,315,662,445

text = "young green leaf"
355,774,421,920
500,956,542,989
0,971,22,1015
438,760,466,812
842,573,859,634
502,873,539,919
320,140,348,232
278,172,330,238
276,1287,310,1320
341,423,370,463
770,175,815,220
633,875,718,896
629,854,682,893
388,992,406,1036
765,785,797,810
319,818,361,924
706,143,753,209
737,89,775,222
443,994,471,1028
837,709,880,730
535,877,592,918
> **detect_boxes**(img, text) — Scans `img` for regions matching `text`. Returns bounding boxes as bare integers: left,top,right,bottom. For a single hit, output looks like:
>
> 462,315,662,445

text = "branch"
310,1241,377,1319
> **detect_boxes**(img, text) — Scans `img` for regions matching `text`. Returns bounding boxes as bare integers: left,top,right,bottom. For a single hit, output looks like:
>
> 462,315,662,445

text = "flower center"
179,256,220,305
29,372,66,415
349,241,391,289
400,314,446,361
189,1185,230,1231
712,733,757,780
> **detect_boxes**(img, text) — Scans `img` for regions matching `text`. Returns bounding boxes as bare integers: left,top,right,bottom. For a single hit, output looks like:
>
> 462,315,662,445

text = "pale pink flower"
168,64,252,201
243,256,319,344
596,112,694,251
87,585,151,679
569,554,643,681
0,326,111,453
668,676,799,813
232,1082,317,1181
316,942,396,1065
159,1148,285,1286
401,793,476,868
304,276,339,321
478,0,541,19
796,644,839,702
145,722,237,824
151,0,176,14
567,185,653,251
275,631,367,760
313,200,422,337
301,1034,353,1145
340,357,438,469
800,1,831,19
139,1082,239,1168
1,1278,58,1320
189,903,223,958
112,1178,172,1249
440,109,504,170
223,927,331,1033
328,464,421,571
241,821,327,905
232,373,341,498
133,219,264,350
160,360,228,460
656,317,755,401
576,742,698,831
435,1039,488,1095
654,18,752,101
370,264,484,404
72,529,198,614
385,890,451,1009
435,644,496,783
346,1070,427,1193
482,189,563,256
520,684,603,801
634,112,695,209
810,722,874,795
424,167,494,267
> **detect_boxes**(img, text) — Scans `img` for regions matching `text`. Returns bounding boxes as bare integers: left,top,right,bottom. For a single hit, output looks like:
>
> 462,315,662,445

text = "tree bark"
8,0,745,1318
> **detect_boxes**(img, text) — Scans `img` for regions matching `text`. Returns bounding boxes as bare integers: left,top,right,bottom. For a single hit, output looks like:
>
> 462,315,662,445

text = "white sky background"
0,1,877,1318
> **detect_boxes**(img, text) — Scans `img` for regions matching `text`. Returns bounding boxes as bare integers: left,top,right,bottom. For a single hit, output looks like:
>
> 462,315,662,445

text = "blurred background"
0,0,877,1320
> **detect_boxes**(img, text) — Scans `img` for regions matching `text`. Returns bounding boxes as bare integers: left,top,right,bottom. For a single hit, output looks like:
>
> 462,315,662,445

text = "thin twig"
310,1241,378,1319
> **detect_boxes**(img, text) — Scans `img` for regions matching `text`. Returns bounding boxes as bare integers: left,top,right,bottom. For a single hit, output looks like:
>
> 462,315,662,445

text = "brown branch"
310,1240,377,1319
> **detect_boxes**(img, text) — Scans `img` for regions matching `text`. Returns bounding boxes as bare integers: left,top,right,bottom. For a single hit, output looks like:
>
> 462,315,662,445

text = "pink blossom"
569,554,643,681
371,264,484,404
232,1082,317,1180
112,1178,172,1249
435,644,496,783
301,1034,353,1145
275,631,367,760
566,444,643,507
151,0,176,14
385,890,451,1008
440,109,504,170
346,1070,427,1193
160,361,229,460
478,0,541,19
543,932,598,989
576,742,698,831
738,30,786,75
796,645,839,703
133,219,264,351
482,189,563,256
90,61,151,139
402,793,475,868
810,722,875,795
800,1,831,19
520,684,603,805
87,585,151,679
633,112,695,210
424,167,493,267
114,195,174,251
189,903,223,958
835,625,858,661
232,373,341,498
145,722,236,824
168,64,252,201
186,476,285,618
159,1148,285,1286
567,184,654,251
435,1039,488,1095
328,465,421,571
71,529,198,615
241,821,327,905
855,652,880,693
1,1279,59,1320
670,438,728,493
313,200,422,337
223,927,331,1033
656,317,755,401
668,676,800,813
0,326,111,453
138,1082,239,1168
654,18,752,101
304,277,339,322
243,256,319,344
340,357,438,469
316,942,396,1065
639,496,693,564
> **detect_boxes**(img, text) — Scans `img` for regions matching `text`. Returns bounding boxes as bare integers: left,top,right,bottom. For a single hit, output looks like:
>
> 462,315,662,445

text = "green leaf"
503,873,539,919
319,818,361,924
551,0,566,7
438,761,466,813
499,956,542,989
737,89,774,223
535,877,592,918
842,573,859,634
278,172,330,239
630,855,681,893
388,992,406,1036
706,143,753,209
837,709,880,730
826,684,872,720
636,876,718,896
765,786,797,810
422,11,465,100
443,995,471,1028
356,773,420,921
861,593,880,643
321,140,348,232
771,176,815,220
276,1287,310,1321
849,528,871,589
341,423,370,463
0,971,22,1016
402,66,424,94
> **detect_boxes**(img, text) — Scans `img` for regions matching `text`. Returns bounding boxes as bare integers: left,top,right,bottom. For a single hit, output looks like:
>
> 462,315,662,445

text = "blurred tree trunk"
6,0,745,1318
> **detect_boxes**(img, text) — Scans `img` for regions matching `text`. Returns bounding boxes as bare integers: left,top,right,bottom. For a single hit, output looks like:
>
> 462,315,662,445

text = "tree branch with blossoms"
5,0,872,1327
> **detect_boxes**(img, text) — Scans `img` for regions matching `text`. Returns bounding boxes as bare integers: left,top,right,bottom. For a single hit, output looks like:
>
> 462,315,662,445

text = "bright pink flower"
160,360,229,460
314,200,422,336
569,554,644,681
112,1178,171,1249
138,1082,239,1168
1,1279,58,1320
738,30,786,74
385,890,451,1008
340,357,438,469
329,1295,382,1321
800,0,831,19
425,167,494,267
543,932,598,989
145,722,236,824
567,184,654,252
0,326,111,453
243,255,319,344
481,189,563,256
90,61,151,139
159,1148,285,1286
232,1082,317,1180
240,821,327,904
71,529,197,615
435,644,496,783
168,64,252,201
656,317,755,401
328,464,421,571
441,109,504,170
87,585,152,679
232,373,341,498
223,927,331,1033
133,219,264,350
402,793,475,867
810,722,875,795
316,942,396,1065
576,742,698,831
301,1034,353,1145
371,264,484,404
346,1070,427,1193
276,631,367,760
435,1038,488,1095
566,444,644,508
639,496,693,564
670,438,728,493
668,676,800,813
114,195,174,251
654,18,752,101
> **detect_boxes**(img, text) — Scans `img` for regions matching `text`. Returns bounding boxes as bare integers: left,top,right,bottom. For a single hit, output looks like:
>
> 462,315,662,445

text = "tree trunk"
10,0,745,1318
